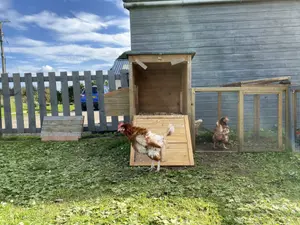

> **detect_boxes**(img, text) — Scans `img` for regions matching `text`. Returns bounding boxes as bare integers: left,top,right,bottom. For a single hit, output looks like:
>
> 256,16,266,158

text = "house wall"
129,0,300,131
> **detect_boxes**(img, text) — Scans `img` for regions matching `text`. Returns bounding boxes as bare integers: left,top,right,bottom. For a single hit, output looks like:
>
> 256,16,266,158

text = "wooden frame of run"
191,84,290,152
291,88,300,152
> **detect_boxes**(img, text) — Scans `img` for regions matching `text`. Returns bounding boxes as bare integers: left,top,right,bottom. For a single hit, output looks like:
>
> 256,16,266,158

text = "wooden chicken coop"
126,51,196,167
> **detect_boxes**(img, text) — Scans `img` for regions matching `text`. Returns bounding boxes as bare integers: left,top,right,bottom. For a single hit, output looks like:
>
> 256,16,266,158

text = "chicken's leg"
161,143,166,162
156,160,160,172
222,143,229,150
213,141,217,149
149,160,155,171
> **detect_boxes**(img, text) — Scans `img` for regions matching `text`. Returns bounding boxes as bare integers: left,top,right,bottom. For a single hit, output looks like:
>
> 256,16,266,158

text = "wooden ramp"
130,115,194,167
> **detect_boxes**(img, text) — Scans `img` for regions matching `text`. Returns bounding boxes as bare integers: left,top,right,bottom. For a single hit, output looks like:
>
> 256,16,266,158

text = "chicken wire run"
192,76,291,153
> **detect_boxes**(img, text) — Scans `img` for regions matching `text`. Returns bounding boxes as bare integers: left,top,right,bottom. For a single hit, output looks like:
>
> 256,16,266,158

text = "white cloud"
20,11,129,34
0,9,27,30
41,65,55,72
20,11,108,34
1,5,131,74
10,37,48,47
8,39,130,64
10,10,131,46
90,63,113,70
104,0,129,16
0,0,10,11
59,32,130,46
105,17,130,30
7,64,50,74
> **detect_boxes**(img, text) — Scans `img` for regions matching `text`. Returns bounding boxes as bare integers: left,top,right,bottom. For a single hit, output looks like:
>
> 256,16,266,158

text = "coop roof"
123,0,174,2
110,59,129,75
123,0,264,8
221,76,291,87
125,51,196,59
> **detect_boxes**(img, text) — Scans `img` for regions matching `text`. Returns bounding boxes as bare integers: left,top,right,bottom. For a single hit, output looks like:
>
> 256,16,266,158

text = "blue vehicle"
80,85,110,111
80,85,98,111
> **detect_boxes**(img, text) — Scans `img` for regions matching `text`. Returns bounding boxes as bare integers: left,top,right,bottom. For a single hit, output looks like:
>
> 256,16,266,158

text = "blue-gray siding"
129,0,300,131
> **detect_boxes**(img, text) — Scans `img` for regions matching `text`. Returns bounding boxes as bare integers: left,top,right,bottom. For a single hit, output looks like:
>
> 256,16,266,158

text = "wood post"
290,88,296,152
238,91,244,152
217,92,222,119
278,92,283,150
253,94,260,140
293,91,297,145
191,89,196,152
285,88,290,149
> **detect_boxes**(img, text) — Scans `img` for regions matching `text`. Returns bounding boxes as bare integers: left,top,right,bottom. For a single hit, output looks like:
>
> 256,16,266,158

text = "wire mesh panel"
194,91,238,152
241,93,285,152
192,85,288,153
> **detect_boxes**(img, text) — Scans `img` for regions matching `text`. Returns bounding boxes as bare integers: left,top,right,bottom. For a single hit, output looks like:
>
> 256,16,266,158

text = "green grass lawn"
0,135,300,224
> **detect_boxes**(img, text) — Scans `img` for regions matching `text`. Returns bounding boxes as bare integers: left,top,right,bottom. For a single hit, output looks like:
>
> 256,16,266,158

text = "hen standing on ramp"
117,122,175,172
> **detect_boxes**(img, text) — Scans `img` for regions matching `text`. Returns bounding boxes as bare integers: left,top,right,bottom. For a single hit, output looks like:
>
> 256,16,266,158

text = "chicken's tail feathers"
164,124,175,137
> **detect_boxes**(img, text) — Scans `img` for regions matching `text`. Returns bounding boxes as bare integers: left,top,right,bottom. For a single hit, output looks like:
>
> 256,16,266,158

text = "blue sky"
0,0,130,74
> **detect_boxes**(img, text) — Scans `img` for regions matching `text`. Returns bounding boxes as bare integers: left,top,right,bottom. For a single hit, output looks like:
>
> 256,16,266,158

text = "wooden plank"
222,76,291,87
108,70,118,129
130,115,194,166
253,94,260,140
285,88,290,149
120,71,130,123
49,72,58,116
42,116,84,121
95,70,107,129
170,58,186,66
25,73,36,133
289,88,296,152
84,71,95,131
191,90,196,152
41,116,84,141
72,71,82,116
135,58,147,70
131,55,189,63
37,73,47,128
129,61,135,121
193,86,287,93
179,91,183,113
243,91,282,95
217,92,222,119
104,88,129,116
186,55,192,131
13,73,24,133
135,85,139,114
61,72,70,116
278,92,283,150
238,91,244,152
2,73,12,132
194,87,240,92
293,91,297,139
185,115,195,166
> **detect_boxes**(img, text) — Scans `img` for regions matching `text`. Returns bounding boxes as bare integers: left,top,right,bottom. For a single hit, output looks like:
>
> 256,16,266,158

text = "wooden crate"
41,116,84,141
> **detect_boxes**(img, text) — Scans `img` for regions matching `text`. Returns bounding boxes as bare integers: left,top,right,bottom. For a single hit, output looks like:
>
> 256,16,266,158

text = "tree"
56,91,62,104
68,86,74,103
